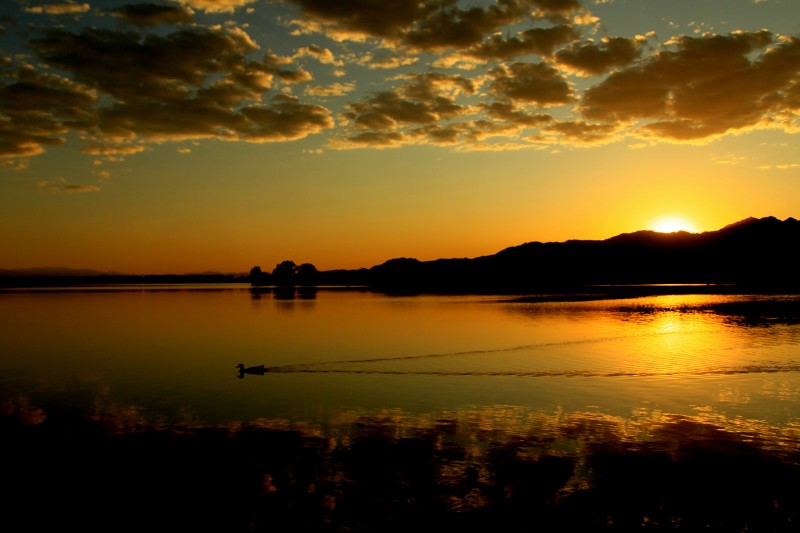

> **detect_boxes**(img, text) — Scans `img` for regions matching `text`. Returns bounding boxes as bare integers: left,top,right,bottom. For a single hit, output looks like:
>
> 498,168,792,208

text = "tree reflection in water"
2,399,799,532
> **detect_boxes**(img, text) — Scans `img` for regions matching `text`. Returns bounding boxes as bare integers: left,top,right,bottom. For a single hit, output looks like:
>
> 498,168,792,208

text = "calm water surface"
3,286,799,433
2,286,800,531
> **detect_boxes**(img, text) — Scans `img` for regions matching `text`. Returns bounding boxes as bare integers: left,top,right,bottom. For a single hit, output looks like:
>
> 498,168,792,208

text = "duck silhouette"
237,363,266,378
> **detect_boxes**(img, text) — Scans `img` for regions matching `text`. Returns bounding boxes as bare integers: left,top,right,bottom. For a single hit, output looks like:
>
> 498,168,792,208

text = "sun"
651,216,697,234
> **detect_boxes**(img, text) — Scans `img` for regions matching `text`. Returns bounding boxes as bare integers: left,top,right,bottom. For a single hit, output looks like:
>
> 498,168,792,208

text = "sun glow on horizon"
650,216,698,234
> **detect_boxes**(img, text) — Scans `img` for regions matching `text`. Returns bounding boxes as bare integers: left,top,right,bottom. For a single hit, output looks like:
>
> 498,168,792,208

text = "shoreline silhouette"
250,216,800,294
3,216,798,293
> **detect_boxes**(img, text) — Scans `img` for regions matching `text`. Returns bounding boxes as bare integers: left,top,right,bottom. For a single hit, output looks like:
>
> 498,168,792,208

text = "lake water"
2,286,800,531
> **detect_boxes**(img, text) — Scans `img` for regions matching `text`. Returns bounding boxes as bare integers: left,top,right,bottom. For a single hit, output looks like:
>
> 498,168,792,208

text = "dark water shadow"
509,294,800,328
2,398,799,532
702,298,800,327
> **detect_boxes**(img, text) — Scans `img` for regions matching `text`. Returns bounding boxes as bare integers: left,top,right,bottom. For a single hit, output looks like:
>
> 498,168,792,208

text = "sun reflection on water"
2,288,800,531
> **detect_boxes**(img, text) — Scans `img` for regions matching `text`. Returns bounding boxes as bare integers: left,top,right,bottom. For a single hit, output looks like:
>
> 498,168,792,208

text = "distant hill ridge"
0,269,247,286
0,267,126,277
363,216,799,291
4,216,799,291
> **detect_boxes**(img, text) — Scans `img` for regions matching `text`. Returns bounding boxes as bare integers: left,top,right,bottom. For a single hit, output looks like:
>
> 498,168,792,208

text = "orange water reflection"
2,288,800,528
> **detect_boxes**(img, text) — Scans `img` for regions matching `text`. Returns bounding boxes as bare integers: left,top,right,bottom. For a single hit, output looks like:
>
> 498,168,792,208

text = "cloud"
455,140,537,152
0,66,95,158
294,45,343,66
288,0,582,49
460,118,541,142
81,144,148,156
305,82,356,97
429,22,582,71
91,91,332,144
349,53,419,70
467,24,580,60
174,0,256,14
343,73,474,131
35,177,100,192
4,24,329,155
24,3,90,15
489,61,574,105
711,154,747,165
402,1,539,50
335,130,405,148
480,102,552,126
4,0,798,163
540,119,618,144
236,95,334,141
260,54,313,84
555,36,644,76
532,0,583,14
757,163,800,171
337,72,559,148
580,31,800,140
30,26,262,101
346,92,440,129
287,0,439,41
106,4,195,26
64,183,101,192
337,72,477,146
408,123,465,144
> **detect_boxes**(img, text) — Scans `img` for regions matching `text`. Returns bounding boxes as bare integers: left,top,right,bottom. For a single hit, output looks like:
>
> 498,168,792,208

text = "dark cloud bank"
0,0,798,163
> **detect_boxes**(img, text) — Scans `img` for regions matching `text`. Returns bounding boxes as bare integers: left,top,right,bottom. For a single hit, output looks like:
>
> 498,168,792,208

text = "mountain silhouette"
361,216,799,292
5,216,797,292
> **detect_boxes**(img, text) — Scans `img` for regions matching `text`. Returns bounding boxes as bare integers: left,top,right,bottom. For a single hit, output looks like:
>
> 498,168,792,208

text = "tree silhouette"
272,260,298,286
296,263,319,285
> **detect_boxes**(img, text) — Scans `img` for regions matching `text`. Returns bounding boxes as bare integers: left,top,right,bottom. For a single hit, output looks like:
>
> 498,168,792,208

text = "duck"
236,363,267,378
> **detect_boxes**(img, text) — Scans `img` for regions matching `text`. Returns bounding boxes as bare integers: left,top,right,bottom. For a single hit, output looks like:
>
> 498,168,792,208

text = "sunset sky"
1,0,798,274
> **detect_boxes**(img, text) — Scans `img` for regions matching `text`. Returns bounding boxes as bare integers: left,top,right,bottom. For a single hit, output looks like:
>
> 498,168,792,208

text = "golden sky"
1,0,798,273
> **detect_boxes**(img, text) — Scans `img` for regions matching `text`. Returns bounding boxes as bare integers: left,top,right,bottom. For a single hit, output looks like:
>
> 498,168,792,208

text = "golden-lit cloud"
334,130,405,148
337,70,562,148
175,0,256,14
81,144,148,156
540,119,619,144
407,123,465,144
401,1,542,50
29,26,262,100
489,61,574,105
294,45,343,66
349,53,419,70
287,0,582,48
338,72,476,146
1,0,798,164
555,36,644,76
467,24,580,60
581,31,800,140
480,101,552,127
0,66,94,158
0,23,330,156
346,92,442,129
757,162,800,171
24,3,90,15
237,95,333,141
305,82,356,97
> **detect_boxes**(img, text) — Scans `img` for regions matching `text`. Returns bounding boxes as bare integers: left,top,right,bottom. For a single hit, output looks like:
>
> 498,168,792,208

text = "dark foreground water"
2,287,799,531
